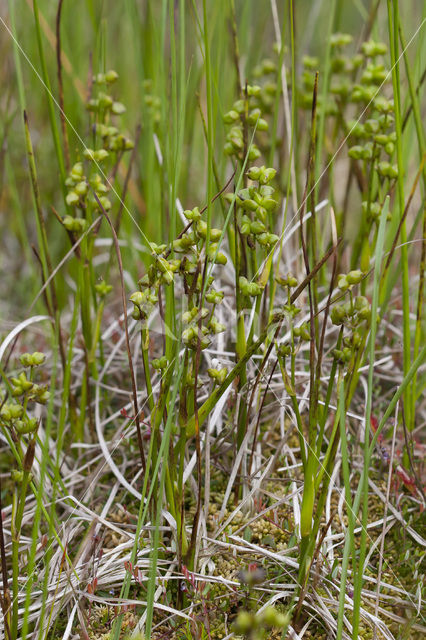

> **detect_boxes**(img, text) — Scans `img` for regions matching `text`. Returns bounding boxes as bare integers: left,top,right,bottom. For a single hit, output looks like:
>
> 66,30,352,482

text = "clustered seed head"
233,604,290,639
130,201,228,360
0,352,49,444
223,79,276,161
63,71,133,231
225,165,280,277
143,79,161,126
331,287,372,364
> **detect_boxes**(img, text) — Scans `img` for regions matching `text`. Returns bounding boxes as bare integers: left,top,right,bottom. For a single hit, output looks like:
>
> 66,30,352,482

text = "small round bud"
66,191,80,207
112,102,126,115
105,69,119,83
346,270,363,285
234,611,254,634
12,470,24,483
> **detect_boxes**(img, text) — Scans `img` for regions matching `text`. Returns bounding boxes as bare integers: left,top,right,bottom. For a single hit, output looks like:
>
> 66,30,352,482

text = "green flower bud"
182,326,196,345
256,118,269,131
248,108,262,125
71,162,84,179
74,181,88,196
240,197,258,212
83,148,95,161
223,142,234,155
12,470,24,483
351,85,376,103
215,252,227,265
266,233,279,245
216,368,227,384
98,93,113,109
303,56,319,70
130,291,145,307
93,73,106,84
352,331,362,349
384,141,394,155
330,33,353,48
298,322,311,341
277,343,291,357
98,196,112,211
87,98,99,112
95,281,113,297
66,191,80,207
377,161,398,179
111,101,126,115
331,80,350,97
337,274,349,291
62,216,87,233
374,134,389,146
209,316,226,334
358,306,371,321
263,81,277,96
262,605,279,626
250,220,266,235
229,100,242,115
354,295,369,311
262,197,278,211
210,228,222,242
365,119,380,134
0,406,10,421
15,416,38,434
261,605,289,627
229,123,243,138
342,346,352,361
152,356,168,370
248,145,261,161
361,40,387,58
247,166,262,181
11,373,33,395
205,290,224,304
184,207,201,222
105,69,119,83
330,56,346,73
330,305,346,325
31,385,50,405
347,120,366,138
346,270,363,285
348,145,364,160
377,114,394,129
20,352,46,367
234,611,254,634
241,216,252,235
196,220,208,238
283,303,301,317
262,58,276,74
276,273,297,288
374,97,394,113
260,167,277,185
350,54,364,70
247,84,261,97
94,149,109,162
362,201,381,221
223,109,239,124
161,270,174,285
257,232,269,246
